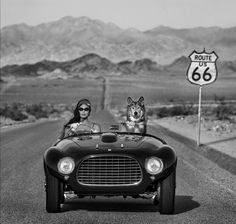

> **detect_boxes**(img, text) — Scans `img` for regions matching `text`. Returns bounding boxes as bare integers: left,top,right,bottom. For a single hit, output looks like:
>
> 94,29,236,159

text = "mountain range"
0,53,158,77
1,16,236,67
1,53,235,78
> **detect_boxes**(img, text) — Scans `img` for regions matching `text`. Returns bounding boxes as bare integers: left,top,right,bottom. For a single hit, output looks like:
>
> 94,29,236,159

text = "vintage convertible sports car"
43,130,177,214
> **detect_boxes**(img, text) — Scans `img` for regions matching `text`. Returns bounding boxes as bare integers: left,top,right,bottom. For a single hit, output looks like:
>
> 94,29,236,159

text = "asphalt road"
1,110,236,224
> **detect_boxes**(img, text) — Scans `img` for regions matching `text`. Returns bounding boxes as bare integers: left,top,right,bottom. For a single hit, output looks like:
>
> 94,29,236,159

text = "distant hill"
217,60,236,74
0,53,117,77
1,16,236,66
163,56,236,74
162,56,190,72
61,53,118,73
0,53,160,77
1,53,235,78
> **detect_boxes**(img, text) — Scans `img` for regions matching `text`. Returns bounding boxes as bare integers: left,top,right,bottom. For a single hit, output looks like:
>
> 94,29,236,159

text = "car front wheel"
45,170,64,213
159,170,176,214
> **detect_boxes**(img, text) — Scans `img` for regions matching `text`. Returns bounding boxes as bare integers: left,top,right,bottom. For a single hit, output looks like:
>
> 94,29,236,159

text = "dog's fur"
122,96,146,134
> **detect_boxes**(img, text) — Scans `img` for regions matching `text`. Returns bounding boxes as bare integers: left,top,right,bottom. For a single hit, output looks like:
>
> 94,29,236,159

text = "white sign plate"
187,50,218,86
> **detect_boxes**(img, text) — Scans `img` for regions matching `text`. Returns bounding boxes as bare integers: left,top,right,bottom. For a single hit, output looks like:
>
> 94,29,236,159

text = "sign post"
187,49,218,146
197,86,202,146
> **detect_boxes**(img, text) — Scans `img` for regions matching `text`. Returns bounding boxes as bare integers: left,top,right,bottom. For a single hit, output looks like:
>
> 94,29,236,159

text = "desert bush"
0,102,73,123
0,103,28,121
146,108,157,117
146,107,168,118
158,107,170,118
26,103,48,119
147,103,196,118
213,95,236,120
214,104,236,120
170,106,186,116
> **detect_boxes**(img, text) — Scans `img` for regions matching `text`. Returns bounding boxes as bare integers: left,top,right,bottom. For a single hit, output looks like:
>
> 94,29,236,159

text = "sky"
1,0,236,30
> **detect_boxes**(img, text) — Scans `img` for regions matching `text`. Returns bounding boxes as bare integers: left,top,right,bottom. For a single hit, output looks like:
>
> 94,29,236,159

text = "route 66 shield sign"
187,50,218,86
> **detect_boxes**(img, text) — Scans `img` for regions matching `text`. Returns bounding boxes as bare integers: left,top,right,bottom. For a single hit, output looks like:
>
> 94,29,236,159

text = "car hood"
45,133,176,174
56,133,164,152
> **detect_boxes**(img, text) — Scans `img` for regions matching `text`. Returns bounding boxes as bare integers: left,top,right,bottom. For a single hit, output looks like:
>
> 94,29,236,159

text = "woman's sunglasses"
79,107,90,112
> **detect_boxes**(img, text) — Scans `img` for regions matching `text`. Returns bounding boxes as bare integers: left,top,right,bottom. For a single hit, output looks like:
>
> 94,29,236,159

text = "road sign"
187,50,218,86
186,49,219,146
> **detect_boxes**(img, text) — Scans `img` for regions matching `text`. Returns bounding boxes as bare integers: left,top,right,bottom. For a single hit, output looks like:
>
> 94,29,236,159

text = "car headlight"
57,157,75,174
145,157,163,175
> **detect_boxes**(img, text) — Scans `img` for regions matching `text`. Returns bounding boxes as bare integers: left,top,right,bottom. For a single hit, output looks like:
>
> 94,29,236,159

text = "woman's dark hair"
64,99,91,127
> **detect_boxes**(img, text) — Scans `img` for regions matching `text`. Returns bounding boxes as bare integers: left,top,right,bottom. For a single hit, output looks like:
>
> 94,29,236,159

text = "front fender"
157,145,177,170
43,147,67,178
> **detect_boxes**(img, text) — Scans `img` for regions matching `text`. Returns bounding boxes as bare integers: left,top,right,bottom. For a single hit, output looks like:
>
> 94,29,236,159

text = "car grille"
77,155,142,186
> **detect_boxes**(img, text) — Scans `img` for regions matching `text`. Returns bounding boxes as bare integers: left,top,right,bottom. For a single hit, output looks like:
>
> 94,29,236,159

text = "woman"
58,99,101,141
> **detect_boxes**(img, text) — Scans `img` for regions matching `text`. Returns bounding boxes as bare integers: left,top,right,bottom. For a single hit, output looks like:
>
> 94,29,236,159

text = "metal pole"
197,86,202,146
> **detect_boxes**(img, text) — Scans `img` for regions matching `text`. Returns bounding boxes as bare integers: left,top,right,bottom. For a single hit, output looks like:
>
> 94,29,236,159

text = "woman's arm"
57,121,73,142
55,125,66,143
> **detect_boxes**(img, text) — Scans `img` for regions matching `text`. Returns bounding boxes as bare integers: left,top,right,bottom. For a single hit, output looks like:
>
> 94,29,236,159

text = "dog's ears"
127,96,144,105
127,97,133,105
138,96,144,106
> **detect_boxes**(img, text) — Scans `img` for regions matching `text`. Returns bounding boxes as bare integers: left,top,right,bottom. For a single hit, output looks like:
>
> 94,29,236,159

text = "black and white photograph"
1,0,236,223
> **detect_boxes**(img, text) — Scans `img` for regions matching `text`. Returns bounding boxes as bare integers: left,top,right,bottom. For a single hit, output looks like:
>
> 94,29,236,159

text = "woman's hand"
92,123,101,133
65,124,78,136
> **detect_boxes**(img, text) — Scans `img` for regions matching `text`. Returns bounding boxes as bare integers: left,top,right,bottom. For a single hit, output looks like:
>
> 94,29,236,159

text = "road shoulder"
149,117,236,175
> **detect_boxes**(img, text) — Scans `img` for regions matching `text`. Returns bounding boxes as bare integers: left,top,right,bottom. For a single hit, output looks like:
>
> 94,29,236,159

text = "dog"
122,96,147,134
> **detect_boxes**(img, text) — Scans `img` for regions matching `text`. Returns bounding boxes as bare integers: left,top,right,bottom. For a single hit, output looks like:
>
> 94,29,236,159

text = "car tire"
153,184,160,205
159,170,176,214
153,195,159,205
45,170,63,213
